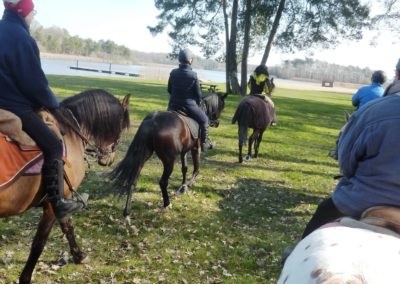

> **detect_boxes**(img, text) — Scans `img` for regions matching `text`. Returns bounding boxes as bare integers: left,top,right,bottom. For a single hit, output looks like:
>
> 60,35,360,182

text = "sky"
33,0,399,78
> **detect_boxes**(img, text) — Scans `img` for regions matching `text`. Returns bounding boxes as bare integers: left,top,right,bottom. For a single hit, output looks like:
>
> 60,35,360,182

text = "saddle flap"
172,111,199,139
360,206,400,234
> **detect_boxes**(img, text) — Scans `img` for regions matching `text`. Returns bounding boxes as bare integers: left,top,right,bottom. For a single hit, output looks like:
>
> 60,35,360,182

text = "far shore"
40,52,359,93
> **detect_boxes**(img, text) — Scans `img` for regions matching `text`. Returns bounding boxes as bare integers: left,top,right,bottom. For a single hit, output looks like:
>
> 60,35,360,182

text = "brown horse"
110,92,226,216
0,89,130,284
232,77,275,163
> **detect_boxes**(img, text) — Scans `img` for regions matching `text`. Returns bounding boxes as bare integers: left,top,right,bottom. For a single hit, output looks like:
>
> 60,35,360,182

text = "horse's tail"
232,102,250,146
110,113,155,193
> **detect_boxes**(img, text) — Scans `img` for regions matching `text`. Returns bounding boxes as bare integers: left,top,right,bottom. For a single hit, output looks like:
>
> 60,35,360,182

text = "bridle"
63,108,118,164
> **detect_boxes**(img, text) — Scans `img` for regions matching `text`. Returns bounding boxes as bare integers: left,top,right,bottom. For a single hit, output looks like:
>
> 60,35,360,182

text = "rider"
248,65,272,96
0,0,83,221
301,91,400,239
352,70,386,110
167,48,213,150
248,64,277,126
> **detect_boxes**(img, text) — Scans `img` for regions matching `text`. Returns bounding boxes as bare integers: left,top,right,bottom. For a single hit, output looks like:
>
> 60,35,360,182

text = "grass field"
0,75,354,283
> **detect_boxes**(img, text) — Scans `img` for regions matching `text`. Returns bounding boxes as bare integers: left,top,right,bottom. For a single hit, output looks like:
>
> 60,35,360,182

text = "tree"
149,0,371,94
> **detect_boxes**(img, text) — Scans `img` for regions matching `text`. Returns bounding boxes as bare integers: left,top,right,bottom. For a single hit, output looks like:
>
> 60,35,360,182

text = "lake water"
41,58,227,83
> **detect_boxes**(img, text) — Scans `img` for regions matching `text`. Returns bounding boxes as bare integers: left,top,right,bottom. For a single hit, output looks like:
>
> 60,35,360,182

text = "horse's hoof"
125,215,131,226
177,185,188,194
73,252,88,264
164,203,172,210
244,155,250,161
80,254,90,264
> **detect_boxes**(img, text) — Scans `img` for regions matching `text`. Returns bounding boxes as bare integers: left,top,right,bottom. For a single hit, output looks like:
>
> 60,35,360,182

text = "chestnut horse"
110,92,226,216
231,77,275,163
0,89,130,283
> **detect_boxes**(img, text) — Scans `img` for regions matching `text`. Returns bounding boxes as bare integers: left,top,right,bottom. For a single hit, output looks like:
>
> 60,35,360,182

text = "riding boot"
43,159,84,221
201,125,214,151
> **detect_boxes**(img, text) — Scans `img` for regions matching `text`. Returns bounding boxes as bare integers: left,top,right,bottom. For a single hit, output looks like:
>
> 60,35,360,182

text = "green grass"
0,75,353,283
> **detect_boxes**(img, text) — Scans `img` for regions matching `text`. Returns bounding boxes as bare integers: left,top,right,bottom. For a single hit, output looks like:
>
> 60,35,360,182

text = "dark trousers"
19,111,63,162
301,197,345,239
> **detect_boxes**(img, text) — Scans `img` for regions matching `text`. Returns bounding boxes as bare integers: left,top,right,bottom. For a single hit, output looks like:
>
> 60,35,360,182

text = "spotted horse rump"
278,220,400,284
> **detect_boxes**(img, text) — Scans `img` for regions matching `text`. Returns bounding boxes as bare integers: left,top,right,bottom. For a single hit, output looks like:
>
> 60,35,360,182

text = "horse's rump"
232,96,275,129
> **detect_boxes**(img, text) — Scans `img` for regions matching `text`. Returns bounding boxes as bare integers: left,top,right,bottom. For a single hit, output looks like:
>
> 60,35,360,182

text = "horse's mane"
51,89,130,144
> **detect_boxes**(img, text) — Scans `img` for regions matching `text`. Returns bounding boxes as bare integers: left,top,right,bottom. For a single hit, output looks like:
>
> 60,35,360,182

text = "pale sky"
33,0,398,78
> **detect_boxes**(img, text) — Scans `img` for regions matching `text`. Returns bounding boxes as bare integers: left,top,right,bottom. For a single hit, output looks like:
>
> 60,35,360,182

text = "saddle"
0,109,63,189
170,110,200,139
361,206,400,235
339,206,400,238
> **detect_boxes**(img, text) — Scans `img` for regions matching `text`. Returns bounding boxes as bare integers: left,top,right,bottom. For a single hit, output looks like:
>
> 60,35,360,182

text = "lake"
41,58,227,83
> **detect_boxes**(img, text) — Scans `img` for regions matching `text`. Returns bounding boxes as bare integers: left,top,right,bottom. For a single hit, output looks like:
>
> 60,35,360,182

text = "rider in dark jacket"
0,0,83,221
167,48,213,150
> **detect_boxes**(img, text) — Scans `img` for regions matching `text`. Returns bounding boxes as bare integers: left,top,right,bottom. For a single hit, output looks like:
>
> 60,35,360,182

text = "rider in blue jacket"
167,49,213,150
302,92,400,238
352,70,386,110
0,0,83,221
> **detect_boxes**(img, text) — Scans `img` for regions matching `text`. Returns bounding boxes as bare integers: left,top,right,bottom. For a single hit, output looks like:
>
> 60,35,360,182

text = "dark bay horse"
0,89,130,283
110,92,227,216
232,78,275,163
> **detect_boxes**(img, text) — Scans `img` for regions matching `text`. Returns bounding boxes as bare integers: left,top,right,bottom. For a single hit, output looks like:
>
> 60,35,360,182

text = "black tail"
232,103,251,146
110,115,154,193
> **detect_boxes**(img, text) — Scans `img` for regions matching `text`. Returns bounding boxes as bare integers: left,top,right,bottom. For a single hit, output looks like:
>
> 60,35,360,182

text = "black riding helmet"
178,48,193,64
254,65,269,76
371,70,387,84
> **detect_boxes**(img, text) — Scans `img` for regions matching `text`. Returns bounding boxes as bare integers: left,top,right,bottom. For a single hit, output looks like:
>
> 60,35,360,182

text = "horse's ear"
121,94,131,111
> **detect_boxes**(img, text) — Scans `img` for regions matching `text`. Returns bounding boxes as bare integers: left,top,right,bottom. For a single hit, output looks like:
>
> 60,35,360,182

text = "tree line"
31,22,132,61
270,58,374,85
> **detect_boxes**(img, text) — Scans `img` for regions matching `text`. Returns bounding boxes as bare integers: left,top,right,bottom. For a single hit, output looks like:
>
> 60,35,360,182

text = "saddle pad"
173,112,199,139
0,133,43,190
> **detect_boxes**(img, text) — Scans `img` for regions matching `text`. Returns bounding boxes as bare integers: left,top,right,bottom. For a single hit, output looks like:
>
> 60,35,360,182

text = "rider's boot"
43,159,84,222
201,125,214,151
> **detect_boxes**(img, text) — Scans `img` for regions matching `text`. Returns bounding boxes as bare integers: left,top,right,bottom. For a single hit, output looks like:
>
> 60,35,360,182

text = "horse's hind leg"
178,153,188,194
246,130,257,160
159,158,174,207
187,147,200,188
254,130,264,158
20,205,56,284
59,218,86,264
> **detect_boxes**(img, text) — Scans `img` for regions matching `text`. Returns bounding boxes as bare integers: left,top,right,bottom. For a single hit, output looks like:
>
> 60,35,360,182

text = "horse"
110,92,227,216
231,77,276,163
0,89,130,284
278,206,400,283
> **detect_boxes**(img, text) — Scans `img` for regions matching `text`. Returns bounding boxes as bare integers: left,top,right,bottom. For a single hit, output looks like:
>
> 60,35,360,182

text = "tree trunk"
222,0,231,93
260,0,286,65
240,0,252,96
227,0,240,94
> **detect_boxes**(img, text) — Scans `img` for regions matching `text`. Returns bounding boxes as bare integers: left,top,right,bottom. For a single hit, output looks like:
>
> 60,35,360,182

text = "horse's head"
56,90,130,166
201,92,227,127
265,77,275,98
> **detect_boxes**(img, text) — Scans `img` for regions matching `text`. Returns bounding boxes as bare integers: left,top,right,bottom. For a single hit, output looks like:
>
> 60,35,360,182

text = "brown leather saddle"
360,206,400,235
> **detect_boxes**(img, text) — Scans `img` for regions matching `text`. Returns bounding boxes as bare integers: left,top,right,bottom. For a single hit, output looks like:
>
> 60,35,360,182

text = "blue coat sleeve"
11,36,59,109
